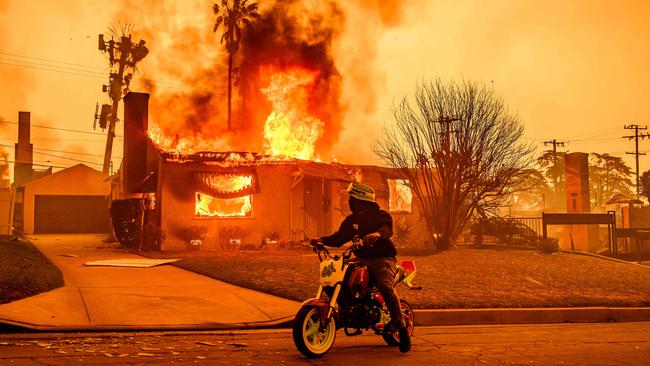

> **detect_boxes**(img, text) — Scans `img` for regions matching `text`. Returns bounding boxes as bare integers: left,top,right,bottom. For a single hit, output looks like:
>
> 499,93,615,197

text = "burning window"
388,179,413,213
193,172,258,218
195,193,252,218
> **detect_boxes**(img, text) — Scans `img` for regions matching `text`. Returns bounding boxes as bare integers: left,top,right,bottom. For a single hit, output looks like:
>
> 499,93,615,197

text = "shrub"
219,226,248,250
537,238,560,254
142,224,166,251
182,225,208,250
109,198,143,249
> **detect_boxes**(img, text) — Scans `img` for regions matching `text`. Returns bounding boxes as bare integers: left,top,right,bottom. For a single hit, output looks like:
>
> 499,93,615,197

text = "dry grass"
0,238,64,304
167,247,650,309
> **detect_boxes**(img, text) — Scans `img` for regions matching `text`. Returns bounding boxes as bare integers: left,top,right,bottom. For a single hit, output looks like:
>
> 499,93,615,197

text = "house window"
193,173,255,218
195,193,253,217
388,179,412,213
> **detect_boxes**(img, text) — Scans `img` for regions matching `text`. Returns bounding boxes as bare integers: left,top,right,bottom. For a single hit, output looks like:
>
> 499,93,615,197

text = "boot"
398,326,411,353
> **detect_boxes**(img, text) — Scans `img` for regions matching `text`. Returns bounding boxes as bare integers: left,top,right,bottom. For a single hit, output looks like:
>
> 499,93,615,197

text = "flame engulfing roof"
156,142,355,182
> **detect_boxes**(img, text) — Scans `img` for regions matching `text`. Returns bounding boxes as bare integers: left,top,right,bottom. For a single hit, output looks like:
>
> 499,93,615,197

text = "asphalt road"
1,322,649,365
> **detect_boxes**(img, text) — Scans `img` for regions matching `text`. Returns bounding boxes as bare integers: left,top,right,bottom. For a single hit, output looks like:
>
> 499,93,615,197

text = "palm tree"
213,0,259,131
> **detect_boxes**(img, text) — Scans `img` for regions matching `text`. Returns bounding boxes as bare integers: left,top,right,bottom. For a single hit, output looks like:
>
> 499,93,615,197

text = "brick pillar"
564,152,598,251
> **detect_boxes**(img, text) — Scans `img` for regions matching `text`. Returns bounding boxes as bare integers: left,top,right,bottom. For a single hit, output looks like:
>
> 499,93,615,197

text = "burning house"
119,93,423,251
112,1,425,250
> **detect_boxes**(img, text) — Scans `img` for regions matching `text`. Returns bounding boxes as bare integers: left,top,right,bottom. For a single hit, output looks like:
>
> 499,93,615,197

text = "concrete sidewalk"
0,235,301,331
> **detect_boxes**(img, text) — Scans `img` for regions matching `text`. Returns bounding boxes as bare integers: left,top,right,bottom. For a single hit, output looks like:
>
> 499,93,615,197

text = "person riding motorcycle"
311,183,412,353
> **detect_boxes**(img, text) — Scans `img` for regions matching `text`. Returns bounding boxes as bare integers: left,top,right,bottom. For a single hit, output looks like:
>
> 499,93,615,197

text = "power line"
3,143,122,159
0,60,107,79
3,159,74,170
0,120,123,137
0,50,184,88
0,50,106,71
561,125,620,141
31,150,103,166
0,57,105,75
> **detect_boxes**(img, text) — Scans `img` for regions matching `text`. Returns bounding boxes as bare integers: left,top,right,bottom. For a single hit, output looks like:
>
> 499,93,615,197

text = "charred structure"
119,93,424,251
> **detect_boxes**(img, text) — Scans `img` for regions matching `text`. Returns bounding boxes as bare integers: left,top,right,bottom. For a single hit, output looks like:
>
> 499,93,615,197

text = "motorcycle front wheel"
382,299,415,346
292,305,337,358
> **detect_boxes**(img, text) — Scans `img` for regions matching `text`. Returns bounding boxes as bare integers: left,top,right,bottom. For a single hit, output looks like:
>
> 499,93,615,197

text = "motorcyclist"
311,182,412,353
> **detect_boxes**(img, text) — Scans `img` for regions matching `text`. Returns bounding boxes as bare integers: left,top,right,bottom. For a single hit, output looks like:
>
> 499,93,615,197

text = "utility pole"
97,28,148,175
623,124,649,197
543,139,566,211
435,116,461,153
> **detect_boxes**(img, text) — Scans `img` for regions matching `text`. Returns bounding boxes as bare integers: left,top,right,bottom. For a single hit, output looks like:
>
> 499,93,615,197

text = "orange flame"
261,67,324,160
195,175,253,217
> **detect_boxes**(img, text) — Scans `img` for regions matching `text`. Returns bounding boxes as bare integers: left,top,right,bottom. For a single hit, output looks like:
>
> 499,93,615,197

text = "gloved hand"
310,238,324,251
363,233,380,245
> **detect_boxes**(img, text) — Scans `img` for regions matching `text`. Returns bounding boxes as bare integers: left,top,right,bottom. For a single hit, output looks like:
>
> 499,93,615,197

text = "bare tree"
375,79,534,251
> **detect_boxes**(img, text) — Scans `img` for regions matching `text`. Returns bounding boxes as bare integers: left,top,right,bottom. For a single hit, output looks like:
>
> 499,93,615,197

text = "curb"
561,250,650,269
413,307,650,326
0,315,294,332
3,308,650,332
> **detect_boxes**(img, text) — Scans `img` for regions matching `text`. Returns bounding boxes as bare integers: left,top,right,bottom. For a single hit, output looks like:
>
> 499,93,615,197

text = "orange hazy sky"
0,0,649,179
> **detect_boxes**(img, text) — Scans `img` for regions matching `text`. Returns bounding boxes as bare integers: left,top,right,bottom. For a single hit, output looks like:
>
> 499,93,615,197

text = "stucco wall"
22,164,110,233
157,161,424,251
159,161,296,250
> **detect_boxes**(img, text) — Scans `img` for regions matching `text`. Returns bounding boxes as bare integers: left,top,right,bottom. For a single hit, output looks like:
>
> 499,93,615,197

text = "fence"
465,216,544,245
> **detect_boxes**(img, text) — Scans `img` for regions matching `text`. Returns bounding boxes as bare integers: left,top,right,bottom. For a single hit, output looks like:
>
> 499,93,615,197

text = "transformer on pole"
96,26,148,175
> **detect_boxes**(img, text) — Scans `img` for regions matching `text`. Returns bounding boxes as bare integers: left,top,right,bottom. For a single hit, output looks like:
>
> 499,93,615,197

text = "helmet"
347,183,376,203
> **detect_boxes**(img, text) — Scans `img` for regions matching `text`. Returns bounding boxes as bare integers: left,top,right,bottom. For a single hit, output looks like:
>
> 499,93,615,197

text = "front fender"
300,298,331,327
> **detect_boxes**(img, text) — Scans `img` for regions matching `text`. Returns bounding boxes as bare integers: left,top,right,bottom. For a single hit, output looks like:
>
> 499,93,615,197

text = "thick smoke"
114,0,413,159
236,0,345,154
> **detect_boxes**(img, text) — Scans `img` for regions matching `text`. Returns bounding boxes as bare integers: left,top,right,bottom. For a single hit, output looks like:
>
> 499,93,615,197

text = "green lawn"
162,247,650,309
0,238,64,304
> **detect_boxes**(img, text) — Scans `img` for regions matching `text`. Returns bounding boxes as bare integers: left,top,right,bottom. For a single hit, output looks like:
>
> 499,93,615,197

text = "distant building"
10,111,110,234
12,111,52,231
20,164,110,234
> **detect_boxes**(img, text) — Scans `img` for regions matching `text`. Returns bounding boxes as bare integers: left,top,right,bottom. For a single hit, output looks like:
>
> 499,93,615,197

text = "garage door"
34,195,109,234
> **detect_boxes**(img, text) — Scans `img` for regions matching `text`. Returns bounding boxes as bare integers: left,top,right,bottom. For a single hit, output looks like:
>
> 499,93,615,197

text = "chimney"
14,111,33,186
123,92,150,193
15,111,32,165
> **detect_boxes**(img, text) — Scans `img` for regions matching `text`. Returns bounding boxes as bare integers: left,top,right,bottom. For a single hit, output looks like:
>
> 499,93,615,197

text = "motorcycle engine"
342,299,382,329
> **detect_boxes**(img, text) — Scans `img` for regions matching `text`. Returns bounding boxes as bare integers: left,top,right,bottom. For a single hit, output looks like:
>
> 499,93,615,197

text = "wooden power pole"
97,29,148,175
623,124,649,197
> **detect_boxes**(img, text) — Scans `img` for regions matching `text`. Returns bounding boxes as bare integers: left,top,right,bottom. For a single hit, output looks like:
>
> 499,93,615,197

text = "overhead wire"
4,160,71,169
3,143,121,165
0,120,122,138
0,50,106,71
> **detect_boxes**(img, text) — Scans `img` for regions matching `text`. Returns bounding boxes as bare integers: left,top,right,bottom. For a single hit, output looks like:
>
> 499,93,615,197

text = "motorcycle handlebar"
309,239,362,262
308,240,330,260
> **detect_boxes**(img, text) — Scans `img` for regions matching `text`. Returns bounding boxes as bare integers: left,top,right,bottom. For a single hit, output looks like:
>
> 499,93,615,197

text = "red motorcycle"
292,238,422,358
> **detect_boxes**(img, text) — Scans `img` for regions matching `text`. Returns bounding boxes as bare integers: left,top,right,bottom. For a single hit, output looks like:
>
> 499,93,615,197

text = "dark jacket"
321,206,397,258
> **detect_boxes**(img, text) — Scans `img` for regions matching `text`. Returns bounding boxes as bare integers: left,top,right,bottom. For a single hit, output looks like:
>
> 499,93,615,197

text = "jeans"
359,256,405,329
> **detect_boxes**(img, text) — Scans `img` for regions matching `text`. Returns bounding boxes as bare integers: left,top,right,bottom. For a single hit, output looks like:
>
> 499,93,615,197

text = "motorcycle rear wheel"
382,299,415,346
293,306,337,358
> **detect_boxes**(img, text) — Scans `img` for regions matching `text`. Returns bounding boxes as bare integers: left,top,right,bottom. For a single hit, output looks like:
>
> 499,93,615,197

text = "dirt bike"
292,237,422,358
